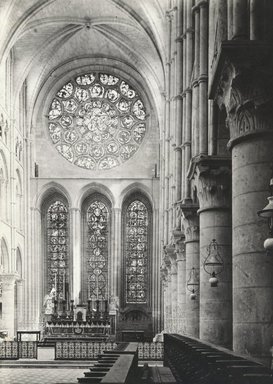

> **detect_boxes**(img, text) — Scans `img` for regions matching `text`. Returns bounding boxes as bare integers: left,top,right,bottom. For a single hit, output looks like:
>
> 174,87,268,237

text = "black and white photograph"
0,0,273,383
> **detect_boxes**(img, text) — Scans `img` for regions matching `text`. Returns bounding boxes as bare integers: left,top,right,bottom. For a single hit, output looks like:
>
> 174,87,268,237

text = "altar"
42,298,116,342
44,320,111,342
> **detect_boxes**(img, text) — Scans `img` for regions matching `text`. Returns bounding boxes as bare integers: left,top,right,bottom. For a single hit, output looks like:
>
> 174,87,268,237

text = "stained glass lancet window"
47,201,69,300
87,200,109,299
48,72,147,170
125,200,149,303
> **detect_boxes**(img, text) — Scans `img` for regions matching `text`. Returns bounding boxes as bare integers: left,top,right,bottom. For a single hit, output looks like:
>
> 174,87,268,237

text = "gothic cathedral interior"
1,0,273,376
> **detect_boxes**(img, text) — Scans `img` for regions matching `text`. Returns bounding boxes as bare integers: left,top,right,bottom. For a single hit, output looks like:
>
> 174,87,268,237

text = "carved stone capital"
210,41,273,147
170,257,177,275
172,231,186,261
0,273,20,289
174,203,182,231
189,155,231,211
180,202,199,242
160,264,168,284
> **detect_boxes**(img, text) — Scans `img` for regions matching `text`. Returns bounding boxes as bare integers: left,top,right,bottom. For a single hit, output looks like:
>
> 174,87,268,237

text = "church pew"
164,334,273,384
78,342,139,384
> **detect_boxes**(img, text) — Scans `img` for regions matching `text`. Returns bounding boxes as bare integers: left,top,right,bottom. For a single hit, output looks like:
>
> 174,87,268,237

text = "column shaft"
233,0,249,40
185,240,200,337
113,208,121,299
232,137,273,365
195,159,232,348
199,209,232,347
199,2,208,155
71,208,81,304
177,253,186,334
227,0,234,40
171,268,177,332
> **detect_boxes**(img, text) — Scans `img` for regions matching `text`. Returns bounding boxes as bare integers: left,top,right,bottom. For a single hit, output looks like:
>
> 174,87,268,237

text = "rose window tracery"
48,72,147,170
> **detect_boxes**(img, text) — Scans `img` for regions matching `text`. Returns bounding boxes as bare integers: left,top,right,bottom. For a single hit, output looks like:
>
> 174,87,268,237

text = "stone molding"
0,273,20,289
188,155,231,211
209,41,273,148
180,202,199,242
173,230,186,261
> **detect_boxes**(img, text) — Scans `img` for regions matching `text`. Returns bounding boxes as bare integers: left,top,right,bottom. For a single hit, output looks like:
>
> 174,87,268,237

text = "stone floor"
0,367,85,384
0,361,91,384
0,360,163,383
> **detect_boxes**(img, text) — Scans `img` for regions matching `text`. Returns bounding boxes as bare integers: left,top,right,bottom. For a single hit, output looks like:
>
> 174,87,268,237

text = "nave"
1,0,273,383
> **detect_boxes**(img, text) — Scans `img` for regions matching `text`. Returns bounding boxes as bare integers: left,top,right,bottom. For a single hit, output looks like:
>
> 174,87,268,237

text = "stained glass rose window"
48,72,147,170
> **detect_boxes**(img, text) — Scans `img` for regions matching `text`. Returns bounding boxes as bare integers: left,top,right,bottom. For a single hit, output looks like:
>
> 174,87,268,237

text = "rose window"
48,72,147,170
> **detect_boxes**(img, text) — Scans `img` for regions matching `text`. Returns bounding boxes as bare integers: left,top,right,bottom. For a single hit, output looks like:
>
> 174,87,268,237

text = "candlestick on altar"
96,274,99,300
88,279,90,300
54,272,57,297
63,269,65,300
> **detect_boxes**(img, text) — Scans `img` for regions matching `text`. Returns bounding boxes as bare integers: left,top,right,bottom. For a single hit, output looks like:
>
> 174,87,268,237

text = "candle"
54,272,57,295
88,280,90,300
63,269,65,300
96,274,99,300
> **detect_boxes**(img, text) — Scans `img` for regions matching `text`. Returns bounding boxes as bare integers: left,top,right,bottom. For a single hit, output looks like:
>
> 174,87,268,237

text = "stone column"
181,203,200,338
175,0,183,203
199,0,208,155
192,6,200,158
183,0,193,200
164,10,172,245
175,234,186,334
16,279,24,330
70,208,81,305
163,251,172,333
165,244,176,332
233,0,248,40
193,157,232,348
0,274,18,339
160,262,168,332
250,0,262,40
210,40,273,365
113,208,121,299
170,252,177,333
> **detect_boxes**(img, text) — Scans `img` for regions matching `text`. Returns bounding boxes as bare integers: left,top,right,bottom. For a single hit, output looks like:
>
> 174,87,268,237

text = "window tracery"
46,200,69,300
48,72,147,170
86,200,109,299
125,200,149,303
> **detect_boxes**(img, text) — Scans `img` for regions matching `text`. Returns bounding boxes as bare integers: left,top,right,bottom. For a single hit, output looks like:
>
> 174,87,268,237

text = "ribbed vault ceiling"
0,0,166,105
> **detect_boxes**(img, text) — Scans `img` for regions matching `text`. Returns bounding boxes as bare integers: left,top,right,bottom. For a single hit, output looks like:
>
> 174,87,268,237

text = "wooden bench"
164,334,273,384
149,367,176,384
78,342,139,384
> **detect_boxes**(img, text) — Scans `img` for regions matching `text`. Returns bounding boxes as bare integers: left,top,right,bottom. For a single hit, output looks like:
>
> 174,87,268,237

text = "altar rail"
55,341,117,360
0,341,163,361
0,341,37,359
138,342,164,361
55,341,164,361
164,334,273,384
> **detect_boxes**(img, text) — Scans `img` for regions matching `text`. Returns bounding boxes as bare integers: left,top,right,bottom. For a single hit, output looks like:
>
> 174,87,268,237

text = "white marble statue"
43,288,56,315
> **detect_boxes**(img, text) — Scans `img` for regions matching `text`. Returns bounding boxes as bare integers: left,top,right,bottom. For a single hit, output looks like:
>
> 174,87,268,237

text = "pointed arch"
41,191,70,301
15,169,23,231
35,181,72,210
121,191,153,307
119,182,154,209
0,150,8,221
81,192,112,303
78,183,115,209
0,237,9,273
16,247,22,278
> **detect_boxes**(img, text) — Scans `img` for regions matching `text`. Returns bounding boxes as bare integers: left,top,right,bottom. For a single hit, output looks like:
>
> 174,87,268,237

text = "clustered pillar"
160,0,273,366
194,158,232,348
